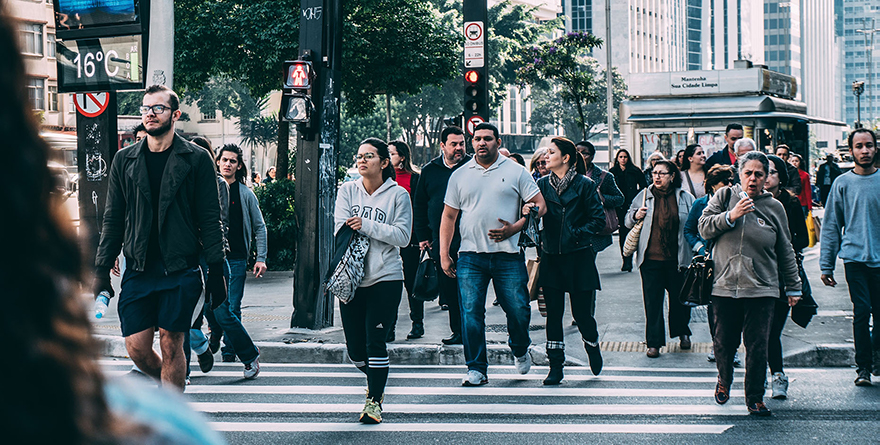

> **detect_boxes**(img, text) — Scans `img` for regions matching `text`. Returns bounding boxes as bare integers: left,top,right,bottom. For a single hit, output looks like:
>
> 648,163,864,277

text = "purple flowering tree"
515,32,606,140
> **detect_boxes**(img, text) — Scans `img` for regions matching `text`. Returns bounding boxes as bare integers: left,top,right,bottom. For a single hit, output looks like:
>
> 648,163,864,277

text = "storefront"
620,67,845,169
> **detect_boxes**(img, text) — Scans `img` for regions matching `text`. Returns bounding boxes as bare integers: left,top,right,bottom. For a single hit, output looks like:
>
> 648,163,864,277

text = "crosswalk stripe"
106,370,721,382
97,359,745,374
209,422,735,434
186,384,760,398
194,402,749,415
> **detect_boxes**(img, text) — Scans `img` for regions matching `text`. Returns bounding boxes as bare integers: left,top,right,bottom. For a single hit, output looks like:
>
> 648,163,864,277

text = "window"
47,33,55,58
20,23,43,56
48,85,59,112
202,109,217,120
27,78,45,110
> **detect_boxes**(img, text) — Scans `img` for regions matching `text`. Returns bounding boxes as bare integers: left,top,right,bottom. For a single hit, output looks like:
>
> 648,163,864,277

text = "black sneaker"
747,401,772,416
714,381,730,405
197,350,214,373
209,332,221,354
855,369,873,387
222,355,236,363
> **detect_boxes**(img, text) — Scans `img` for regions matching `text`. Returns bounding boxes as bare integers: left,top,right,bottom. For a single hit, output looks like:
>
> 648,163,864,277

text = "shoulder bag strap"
684,171,696,196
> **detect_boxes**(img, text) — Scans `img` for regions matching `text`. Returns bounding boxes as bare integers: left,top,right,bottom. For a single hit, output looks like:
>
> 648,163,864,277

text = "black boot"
543,347,565,385
407,322,424,339
584,339,603,376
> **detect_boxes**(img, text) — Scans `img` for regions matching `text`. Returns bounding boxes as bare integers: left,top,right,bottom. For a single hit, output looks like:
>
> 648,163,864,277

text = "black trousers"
617,210,632,269
340,280,402,399
433,240,461,335
844,262,880,373
543,287,598,344
767,297,790,374
713,296,775,405
389,244,423,331
639,260,692,348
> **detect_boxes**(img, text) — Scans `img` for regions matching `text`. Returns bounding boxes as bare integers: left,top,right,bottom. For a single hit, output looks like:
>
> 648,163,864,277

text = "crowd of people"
4,1,876,435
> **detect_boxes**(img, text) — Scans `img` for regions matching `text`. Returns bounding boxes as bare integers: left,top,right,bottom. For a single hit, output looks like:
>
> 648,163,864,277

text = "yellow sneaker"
359,398,382,424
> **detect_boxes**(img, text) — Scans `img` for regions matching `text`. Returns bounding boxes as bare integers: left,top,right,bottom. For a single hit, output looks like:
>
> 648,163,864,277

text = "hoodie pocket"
715,254,771,290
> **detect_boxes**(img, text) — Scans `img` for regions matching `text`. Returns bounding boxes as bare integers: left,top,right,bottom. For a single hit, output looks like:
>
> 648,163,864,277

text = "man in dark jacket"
413,126,471,345
817,153,843,206
94,85,228,390
705,123,744,171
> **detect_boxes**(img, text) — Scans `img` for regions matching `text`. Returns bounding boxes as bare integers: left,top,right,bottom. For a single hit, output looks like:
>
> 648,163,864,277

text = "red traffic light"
284,61,312,90
465,70,479,84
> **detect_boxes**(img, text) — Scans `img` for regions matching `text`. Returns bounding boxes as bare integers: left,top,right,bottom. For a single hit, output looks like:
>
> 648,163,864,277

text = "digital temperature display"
54,0,139,31
56,34,144,92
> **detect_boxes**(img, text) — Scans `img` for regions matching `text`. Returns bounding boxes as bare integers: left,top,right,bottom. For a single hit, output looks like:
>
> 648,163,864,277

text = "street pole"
291,0,343,329
605,0,614,158
146,0,174,88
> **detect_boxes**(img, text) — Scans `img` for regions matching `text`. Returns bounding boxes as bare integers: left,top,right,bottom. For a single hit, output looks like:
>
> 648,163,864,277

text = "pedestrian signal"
283,60,313,90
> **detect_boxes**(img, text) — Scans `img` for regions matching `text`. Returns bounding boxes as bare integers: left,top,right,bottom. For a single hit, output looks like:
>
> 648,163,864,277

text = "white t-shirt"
444,155,540,254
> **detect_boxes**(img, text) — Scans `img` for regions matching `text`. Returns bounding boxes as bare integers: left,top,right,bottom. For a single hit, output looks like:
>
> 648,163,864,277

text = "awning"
622,95,846,127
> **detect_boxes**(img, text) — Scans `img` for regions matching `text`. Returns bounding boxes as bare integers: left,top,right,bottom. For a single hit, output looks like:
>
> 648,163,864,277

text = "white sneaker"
771,372,789,399
244,355,260,379
733,352,742,367
514,351,532,374
462,370,488,386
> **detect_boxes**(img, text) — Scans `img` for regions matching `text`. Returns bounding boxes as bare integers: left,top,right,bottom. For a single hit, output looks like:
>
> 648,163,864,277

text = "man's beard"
445,152,463,164
855,152,877,168
146,118,173,137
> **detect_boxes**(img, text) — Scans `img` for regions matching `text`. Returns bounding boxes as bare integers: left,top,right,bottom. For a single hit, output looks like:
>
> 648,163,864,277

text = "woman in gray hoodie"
698,151,801,417
334,138,413,424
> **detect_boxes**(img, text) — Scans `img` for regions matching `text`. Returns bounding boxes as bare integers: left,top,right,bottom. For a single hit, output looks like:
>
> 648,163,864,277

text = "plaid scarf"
549,167,577,196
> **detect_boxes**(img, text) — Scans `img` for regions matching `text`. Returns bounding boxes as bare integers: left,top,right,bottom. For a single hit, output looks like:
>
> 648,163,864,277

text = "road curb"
94,335,854,368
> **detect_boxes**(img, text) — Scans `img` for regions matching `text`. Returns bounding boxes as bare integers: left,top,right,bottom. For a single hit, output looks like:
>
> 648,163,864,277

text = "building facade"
840,0,880,130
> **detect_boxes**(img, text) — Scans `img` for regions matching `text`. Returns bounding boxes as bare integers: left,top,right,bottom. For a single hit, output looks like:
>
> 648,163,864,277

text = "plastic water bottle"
94,291,111,319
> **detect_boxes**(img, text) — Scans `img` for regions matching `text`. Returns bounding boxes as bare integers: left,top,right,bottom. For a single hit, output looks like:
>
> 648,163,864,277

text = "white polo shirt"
444,154,540,254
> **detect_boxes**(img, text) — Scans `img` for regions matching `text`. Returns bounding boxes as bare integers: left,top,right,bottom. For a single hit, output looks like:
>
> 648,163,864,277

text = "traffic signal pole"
291,0,343,329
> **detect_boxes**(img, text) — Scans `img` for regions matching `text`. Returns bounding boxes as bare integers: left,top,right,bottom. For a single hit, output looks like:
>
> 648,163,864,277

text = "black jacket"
778,189,809,252
537,174,606,255
413,154,472,243
96,134,226,272
705,146,736,171
609,164,647,212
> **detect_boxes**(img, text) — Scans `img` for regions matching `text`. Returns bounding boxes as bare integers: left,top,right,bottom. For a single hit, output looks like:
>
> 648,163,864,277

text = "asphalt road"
101,357,879,444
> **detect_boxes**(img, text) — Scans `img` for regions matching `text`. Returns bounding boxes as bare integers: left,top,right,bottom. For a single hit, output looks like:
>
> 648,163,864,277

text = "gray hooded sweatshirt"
334,177,412,287
698,184,801,298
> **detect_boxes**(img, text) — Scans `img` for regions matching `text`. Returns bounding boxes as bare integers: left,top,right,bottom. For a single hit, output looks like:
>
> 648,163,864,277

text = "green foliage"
254,179,297,270
117,91,143,116
339,97,401,167
527,60,626,139
239,114,279,153
343,0,459,116
175,0,300,98
516,32,606,140
182,76,267,121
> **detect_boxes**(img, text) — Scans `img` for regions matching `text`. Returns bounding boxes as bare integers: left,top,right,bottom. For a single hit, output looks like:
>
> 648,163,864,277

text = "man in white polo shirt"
439,122,547,386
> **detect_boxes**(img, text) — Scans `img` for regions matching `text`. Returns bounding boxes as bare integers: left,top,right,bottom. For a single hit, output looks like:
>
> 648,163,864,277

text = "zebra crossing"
100,359,760,439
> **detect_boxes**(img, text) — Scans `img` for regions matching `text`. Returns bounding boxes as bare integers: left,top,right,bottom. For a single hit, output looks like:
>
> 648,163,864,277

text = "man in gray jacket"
216,144,268,363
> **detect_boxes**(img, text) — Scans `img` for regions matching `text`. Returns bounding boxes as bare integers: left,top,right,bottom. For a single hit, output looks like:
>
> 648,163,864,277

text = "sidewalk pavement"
90,235,857,368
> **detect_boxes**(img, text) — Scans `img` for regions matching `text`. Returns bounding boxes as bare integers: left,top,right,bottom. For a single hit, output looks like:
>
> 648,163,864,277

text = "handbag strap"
684,171,696,196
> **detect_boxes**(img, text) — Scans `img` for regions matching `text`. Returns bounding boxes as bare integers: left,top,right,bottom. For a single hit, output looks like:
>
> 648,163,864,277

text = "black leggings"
543,286,598,344
339,280,402,401
767,297,790,374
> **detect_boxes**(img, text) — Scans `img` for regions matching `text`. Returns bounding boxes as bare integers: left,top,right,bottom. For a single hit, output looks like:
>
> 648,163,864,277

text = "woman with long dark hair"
625,160,695,358
334,138,412,424
1,5,222,443
609,148,647,272
387,140,423,341
680,144,708,198
524,137,606,384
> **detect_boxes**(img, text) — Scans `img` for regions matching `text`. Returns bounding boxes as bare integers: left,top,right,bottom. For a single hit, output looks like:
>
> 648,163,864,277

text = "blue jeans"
222,258,248,358
457,252,532,375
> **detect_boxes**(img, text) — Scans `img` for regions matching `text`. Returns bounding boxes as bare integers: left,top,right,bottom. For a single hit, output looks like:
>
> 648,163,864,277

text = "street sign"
56,34,144,93
74,92,110,117
464,21,484,68
466,115,486,136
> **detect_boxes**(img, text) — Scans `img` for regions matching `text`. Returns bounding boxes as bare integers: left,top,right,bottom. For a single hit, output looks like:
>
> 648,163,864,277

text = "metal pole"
605,0,614,157
871,19,875,122
147,0,174,88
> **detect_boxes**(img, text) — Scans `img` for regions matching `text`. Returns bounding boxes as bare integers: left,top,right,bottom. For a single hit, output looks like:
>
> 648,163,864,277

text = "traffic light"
280,60,314,124
463,67,488,135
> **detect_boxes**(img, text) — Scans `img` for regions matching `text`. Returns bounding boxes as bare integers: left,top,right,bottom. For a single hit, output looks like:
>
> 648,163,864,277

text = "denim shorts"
117,264,204,337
